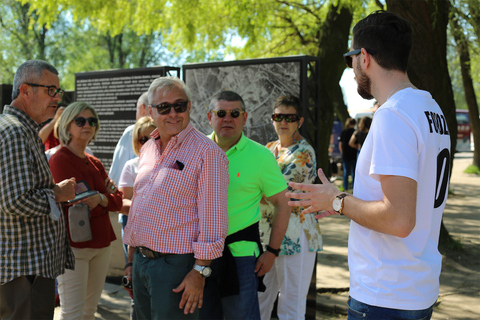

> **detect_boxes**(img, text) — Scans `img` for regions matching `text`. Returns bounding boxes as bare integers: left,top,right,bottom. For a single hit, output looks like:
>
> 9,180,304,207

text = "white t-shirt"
109,124,135,185
119,157,139,189
349,87,451,310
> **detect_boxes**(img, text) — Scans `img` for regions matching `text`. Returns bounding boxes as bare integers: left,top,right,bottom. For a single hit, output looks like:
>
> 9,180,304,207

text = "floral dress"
259,139,323,255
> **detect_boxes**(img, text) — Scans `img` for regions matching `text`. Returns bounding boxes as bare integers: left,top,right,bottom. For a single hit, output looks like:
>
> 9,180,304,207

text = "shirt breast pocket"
158,168,198,199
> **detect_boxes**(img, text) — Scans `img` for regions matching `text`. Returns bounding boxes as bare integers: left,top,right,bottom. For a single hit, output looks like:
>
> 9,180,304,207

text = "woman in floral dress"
258,95,322,320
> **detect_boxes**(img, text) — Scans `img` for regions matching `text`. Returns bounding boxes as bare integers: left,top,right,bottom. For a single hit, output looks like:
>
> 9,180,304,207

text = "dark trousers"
0,275,55,320
199,256,260,320
132,250,197,320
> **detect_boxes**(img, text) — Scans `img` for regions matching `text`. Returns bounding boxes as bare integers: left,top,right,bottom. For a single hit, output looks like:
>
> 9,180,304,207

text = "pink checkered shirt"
123,123,229,260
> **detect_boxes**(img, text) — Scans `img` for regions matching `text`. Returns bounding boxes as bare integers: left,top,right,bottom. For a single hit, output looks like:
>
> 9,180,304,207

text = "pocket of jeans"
347,297,367,319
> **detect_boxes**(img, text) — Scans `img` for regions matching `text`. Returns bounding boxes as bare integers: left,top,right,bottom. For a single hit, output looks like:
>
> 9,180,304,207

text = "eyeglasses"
73,117,99,127
151,101,189,115
343,48,376,68
211,109,245,118
272,113,300,123
138,136,149,145
24,83,65,97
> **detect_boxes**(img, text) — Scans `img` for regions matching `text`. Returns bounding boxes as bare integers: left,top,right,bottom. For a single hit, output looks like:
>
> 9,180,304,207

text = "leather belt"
138,246,171,259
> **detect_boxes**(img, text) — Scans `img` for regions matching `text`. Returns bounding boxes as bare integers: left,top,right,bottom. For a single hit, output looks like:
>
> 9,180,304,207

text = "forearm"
267,189,290,249
342,176,416,237
119,198,131,215
38,121,55,143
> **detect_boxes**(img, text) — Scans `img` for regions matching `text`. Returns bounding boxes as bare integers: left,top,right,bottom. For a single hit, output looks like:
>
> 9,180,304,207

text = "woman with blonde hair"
49,101,123,320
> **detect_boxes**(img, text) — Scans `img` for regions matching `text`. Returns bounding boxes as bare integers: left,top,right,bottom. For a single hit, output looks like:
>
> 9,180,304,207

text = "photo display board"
75,66,180,170
183,56,315,146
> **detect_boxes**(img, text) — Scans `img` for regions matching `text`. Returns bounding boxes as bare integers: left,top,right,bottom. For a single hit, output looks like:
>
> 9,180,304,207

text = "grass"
464,165,480,174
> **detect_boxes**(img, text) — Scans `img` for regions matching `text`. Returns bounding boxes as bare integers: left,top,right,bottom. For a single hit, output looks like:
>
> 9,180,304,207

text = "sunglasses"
73,117,99,127
24,83,65,98
211,109,245,118
272,113,300,123
151,101,189,115
343,48,376,68
138,136,149,145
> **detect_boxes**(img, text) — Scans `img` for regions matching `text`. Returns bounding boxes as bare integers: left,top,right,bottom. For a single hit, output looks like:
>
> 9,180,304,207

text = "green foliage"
464,164,480,174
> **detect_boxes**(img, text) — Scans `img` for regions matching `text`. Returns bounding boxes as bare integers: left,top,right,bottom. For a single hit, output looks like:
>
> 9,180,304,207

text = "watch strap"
266,245,280,257
336,193,348,215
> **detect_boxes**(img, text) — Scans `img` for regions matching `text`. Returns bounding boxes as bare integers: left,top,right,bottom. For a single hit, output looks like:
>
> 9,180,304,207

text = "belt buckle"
140,247,154,259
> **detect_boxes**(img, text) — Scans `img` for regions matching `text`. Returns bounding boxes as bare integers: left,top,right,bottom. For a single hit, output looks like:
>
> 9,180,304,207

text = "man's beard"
356,63,374,100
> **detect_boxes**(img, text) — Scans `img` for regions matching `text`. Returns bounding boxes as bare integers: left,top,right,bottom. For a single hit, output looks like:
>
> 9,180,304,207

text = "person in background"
0,60,76,320
339,117,357,191
109,92,150,263
39,105,64,150
123,77,229,319
200,90,290,320
258,94,322,320
287,10,451,319
119,116,156,319
349,116,372,157
50,101,123,320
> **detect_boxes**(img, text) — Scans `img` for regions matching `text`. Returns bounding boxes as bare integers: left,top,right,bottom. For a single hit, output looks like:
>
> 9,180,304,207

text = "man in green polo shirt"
199,91,290,320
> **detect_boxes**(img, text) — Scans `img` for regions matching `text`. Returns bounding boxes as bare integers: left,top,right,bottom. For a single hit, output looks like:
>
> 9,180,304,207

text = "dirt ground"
55,153,480,320
314,152,480,320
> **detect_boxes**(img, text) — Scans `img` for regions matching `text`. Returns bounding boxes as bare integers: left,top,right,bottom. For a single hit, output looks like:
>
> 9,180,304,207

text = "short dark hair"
345,118,356,127
210,90,246,111
12,60,59,100
352,10,412,72
273,94,302,116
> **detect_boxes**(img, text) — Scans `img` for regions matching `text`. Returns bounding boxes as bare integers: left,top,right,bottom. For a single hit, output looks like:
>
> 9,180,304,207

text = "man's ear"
207,111,212,125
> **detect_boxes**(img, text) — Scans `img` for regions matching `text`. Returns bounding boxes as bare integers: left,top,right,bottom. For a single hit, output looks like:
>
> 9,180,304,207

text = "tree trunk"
451,13,480,167
386,0,456,249
316,3,353,176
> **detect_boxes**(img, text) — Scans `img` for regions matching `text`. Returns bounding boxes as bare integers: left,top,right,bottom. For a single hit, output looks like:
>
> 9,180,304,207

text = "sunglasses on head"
211,109,245,118
151,101,189,115
73,117,98,127
138,136,149,145
272,113,300,123
343,48,376,68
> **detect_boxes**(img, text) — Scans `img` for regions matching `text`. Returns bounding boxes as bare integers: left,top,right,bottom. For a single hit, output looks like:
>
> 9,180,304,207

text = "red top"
49,147,122,249
44,130,60,150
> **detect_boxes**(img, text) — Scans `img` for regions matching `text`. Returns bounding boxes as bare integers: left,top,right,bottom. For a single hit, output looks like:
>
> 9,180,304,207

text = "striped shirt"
0,105,74,285
123,123,229,260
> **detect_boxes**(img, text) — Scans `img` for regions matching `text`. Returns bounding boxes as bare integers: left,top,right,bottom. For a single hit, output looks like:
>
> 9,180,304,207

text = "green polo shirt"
209,132,287,257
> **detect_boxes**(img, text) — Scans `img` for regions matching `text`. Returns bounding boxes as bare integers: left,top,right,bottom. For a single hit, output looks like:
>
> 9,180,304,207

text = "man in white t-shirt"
286,11,451,319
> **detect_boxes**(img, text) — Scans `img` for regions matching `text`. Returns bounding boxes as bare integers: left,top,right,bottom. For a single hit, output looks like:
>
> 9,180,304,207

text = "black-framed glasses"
138,136,149,145
211,109,245,118
343,48,376,68
151,101,189,115
73,117,98,127
24,83,65,97
272,113,300,123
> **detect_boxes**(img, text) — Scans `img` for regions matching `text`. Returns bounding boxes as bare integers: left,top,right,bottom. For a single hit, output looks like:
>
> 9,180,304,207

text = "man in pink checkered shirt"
123,76,229,320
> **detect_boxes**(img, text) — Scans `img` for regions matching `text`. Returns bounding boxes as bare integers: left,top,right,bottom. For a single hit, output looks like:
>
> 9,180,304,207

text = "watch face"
333,197,342,211
202,266,212,277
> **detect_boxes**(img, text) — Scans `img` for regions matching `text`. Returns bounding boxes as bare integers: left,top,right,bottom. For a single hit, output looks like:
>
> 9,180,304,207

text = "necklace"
386,82,412,101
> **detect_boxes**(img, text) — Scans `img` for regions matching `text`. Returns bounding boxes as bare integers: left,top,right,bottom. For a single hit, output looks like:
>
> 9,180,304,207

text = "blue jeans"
121,215,128,263
199,256,260,320
343,159,356,191
347,296,433,320
132,250,197,320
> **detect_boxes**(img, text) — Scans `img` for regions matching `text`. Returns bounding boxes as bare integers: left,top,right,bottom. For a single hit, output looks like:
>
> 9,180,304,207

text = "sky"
339,68,377,117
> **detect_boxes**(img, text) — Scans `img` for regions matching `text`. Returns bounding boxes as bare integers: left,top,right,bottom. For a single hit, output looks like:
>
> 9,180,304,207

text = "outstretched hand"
285,168,341,218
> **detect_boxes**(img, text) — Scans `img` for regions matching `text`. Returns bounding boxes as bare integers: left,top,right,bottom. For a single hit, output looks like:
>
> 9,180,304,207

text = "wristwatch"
332,193,348,215
193,264,212,278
